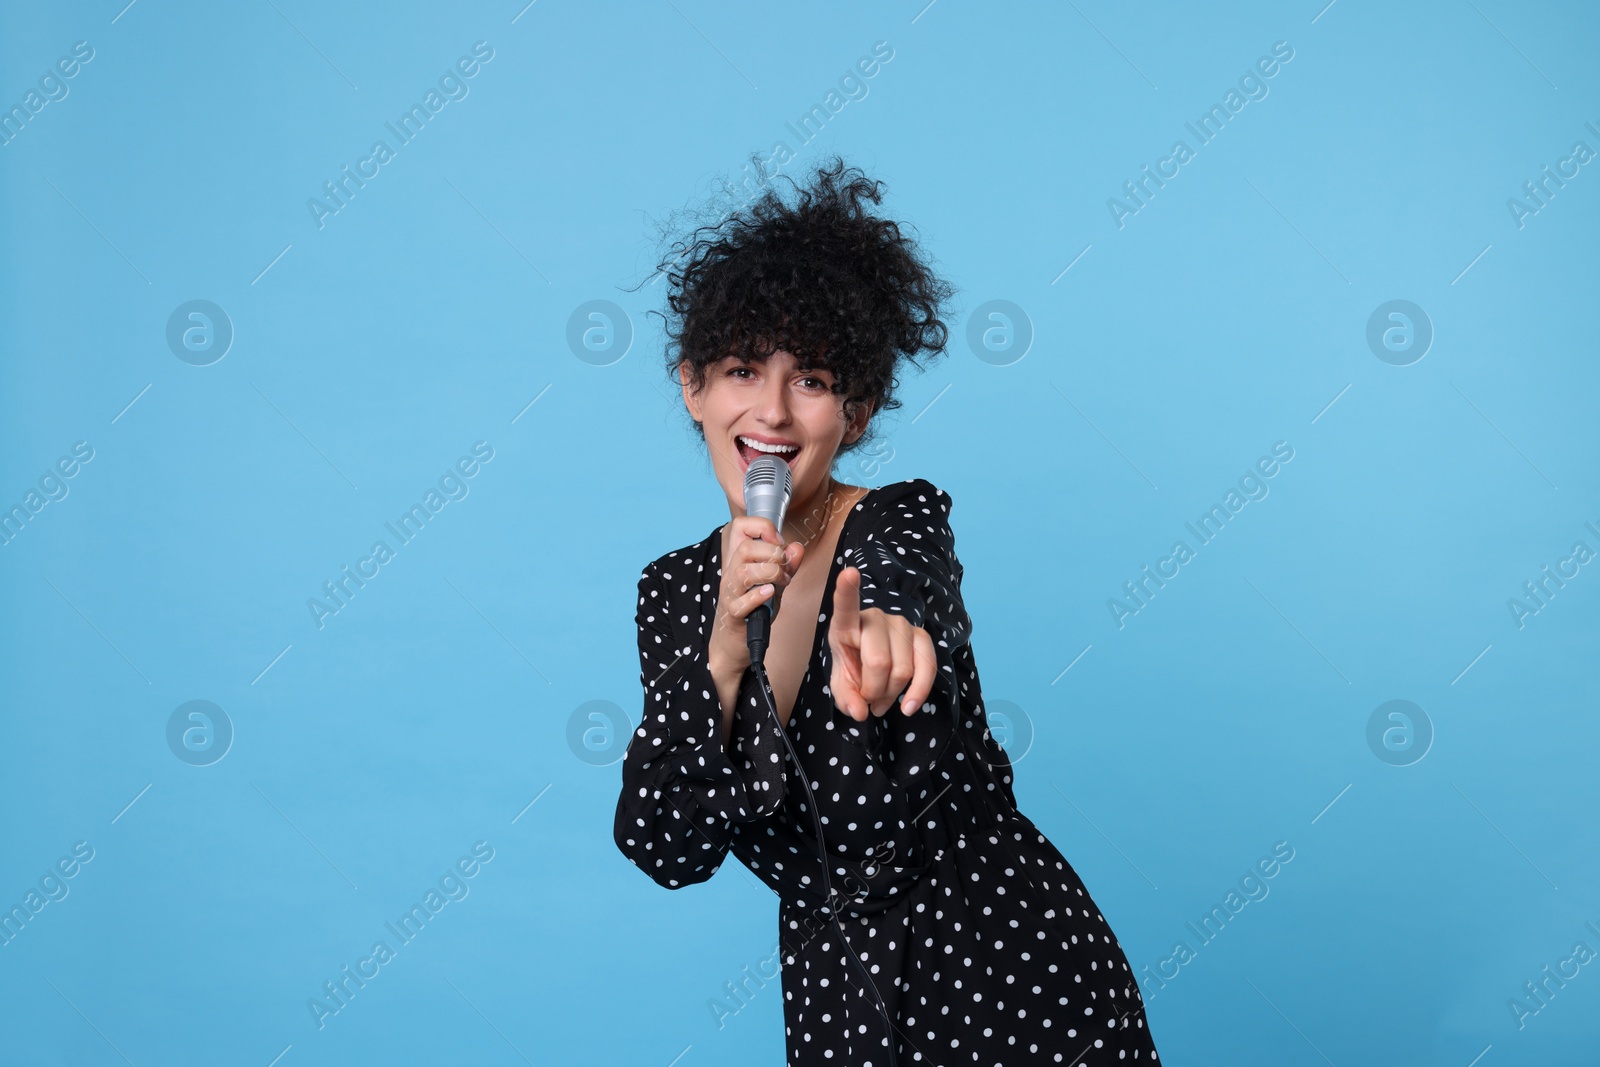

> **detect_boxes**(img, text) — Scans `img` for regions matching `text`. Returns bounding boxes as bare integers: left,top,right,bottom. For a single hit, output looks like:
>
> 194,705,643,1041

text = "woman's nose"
756,377,791,424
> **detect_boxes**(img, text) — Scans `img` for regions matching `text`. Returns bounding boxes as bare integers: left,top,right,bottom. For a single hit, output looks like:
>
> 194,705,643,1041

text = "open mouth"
736,434,801,469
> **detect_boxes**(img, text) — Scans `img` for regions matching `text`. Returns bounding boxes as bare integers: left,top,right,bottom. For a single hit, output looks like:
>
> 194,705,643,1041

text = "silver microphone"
742,455,792,663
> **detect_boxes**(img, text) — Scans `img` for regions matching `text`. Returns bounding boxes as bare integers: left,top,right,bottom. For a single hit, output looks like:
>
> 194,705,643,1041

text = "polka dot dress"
615,478,1161,1064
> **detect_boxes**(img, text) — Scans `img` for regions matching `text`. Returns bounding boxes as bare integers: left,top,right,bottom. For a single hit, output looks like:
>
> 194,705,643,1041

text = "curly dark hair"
637,153,956,462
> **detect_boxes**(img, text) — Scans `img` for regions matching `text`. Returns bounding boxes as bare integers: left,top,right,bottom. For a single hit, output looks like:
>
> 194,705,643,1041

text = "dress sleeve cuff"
628,639,783,823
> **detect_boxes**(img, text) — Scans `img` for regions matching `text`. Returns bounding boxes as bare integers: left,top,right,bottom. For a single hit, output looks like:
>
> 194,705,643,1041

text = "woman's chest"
761,580,827,730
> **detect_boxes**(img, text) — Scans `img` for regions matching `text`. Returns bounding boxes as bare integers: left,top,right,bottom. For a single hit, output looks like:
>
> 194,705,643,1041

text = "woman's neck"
782,476,837,546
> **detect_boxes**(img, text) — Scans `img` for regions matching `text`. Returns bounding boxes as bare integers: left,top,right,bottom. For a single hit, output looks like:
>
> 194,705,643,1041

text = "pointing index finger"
901,626,936,714
833,565,861,635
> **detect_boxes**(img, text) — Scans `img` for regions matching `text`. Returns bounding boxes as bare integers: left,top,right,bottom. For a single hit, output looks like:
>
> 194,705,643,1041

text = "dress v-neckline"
708,484,880,733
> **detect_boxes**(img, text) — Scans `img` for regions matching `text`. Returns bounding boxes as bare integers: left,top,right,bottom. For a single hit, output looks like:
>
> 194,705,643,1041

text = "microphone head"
742,455,793,532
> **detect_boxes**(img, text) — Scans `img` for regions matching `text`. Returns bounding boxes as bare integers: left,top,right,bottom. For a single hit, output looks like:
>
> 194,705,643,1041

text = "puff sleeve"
853,481,973,650
613,564,781,889
842,479,973,785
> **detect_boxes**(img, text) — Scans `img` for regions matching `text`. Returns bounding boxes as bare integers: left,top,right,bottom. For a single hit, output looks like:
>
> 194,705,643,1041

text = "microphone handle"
745,589,780,665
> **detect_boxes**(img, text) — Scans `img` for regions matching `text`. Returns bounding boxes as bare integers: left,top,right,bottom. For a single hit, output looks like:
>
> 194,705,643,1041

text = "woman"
615,157,1161,1065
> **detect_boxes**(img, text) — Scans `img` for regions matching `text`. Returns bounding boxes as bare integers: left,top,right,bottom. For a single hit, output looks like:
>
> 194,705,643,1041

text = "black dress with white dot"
615,478,1161,1065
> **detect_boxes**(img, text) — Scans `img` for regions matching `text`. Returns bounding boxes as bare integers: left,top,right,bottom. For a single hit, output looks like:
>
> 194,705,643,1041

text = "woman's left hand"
828,565,937,720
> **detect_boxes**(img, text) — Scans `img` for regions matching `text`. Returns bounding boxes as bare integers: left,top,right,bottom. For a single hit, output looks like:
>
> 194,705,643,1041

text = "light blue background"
2,1,1596,1064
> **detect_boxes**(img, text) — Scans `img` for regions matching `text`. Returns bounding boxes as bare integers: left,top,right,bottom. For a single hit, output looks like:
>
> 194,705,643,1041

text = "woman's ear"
678,362,702,422
845,399,875,444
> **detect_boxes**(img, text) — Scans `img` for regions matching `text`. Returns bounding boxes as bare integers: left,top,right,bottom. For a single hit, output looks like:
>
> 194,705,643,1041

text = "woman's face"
681,349,870,514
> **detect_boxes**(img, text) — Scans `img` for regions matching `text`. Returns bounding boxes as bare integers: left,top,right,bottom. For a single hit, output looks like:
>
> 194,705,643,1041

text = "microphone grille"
743,454,793,494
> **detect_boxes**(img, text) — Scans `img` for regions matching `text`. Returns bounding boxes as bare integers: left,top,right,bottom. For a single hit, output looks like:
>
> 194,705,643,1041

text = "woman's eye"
724,365,826,389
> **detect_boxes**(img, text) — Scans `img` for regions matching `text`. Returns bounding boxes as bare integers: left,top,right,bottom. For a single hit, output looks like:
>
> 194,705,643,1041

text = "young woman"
615,157,1161,1065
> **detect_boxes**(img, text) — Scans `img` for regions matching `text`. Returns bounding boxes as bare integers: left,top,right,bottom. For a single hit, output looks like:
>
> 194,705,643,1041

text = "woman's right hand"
708,515,804,681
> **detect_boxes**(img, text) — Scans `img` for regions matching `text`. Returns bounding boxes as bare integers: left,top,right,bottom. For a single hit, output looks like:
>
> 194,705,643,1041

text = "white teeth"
739,435,799,455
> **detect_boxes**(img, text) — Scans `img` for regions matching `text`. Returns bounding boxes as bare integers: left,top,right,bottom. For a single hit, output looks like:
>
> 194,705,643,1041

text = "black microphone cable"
747,622,899,1067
